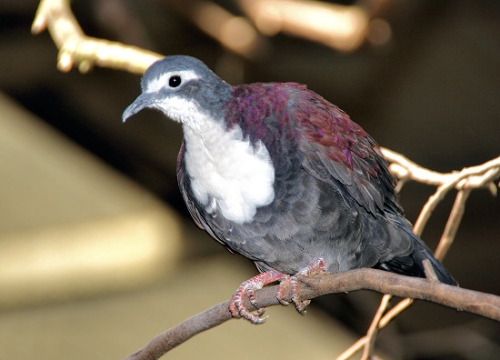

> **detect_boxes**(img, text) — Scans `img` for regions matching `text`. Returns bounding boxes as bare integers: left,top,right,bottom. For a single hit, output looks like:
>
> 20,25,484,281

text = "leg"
278,258,325,314
229,270,289,324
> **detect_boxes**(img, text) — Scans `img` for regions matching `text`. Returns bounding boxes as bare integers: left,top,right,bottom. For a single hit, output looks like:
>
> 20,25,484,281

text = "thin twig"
381,148,454,186
166,0,269,60
361,294,391,360
434,189,471,260
336,336,366,360
32,0,161,74
381,149,500,188
422,259,439,282
413,180,457,236
336,297,416,360
379,298,414,328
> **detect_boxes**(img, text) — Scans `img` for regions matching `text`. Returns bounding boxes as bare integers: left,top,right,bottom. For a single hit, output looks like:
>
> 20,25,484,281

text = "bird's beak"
122,93,155,122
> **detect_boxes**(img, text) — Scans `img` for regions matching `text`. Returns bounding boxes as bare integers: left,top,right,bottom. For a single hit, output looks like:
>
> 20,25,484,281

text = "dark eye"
168,75,182,88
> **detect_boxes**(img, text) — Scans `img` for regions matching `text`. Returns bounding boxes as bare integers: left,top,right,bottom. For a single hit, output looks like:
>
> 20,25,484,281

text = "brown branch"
434,189,471,260
32,0,162,74
363,259,442,360
382,148,500,190
32,0,268,73
340,152,500,359
361,294,391,360
125,268,500,360
124,301,232,360
237,0,372,52
165,0,269,60
381,150,500,237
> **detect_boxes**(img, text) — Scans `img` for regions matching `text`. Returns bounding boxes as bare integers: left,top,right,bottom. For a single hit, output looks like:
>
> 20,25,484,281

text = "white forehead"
144,69,200,93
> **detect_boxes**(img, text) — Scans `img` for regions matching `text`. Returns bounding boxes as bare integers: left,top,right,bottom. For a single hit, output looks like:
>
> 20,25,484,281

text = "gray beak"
122,93,156,122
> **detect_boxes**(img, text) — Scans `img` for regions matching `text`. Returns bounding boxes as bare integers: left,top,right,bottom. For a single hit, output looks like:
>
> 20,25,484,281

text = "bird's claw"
277,276,311,313
229,270,288,324
230,259,325,323
277,258,325,314
229,285,268,324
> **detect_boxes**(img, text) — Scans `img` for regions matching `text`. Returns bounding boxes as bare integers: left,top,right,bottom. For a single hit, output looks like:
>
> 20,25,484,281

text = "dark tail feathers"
376,237,457,286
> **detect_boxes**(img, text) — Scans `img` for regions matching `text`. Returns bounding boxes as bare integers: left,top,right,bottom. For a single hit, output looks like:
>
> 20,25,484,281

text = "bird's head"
122,55,231,127
123,56,276,224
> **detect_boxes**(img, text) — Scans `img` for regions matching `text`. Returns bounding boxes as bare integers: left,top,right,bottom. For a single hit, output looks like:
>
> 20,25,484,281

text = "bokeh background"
1,0,499,359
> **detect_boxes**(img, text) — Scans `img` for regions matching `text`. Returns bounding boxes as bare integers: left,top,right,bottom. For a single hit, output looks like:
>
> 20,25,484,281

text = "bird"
123,55,457,323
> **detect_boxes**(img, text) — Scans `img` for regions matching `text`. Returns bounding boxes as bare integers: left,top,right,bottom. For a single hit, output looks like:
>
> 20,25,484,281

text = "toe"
230,270,288,324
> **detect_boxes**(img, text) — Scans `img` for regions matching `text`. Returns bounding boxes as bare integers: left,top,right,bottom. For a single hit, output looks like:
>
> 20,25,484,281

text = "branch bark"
125,268,500,360
32,0,162,74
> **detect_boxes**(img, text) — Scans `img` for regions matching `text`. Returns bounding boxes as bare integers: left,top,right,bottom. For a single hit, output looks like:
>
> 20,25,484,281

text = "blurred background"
1,0,499,359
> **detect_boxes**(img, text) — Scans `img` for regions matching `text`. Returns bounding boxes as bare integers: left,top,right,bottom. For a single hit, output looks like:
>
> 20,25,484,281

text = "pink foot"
278,258,326,314
229,270,289,324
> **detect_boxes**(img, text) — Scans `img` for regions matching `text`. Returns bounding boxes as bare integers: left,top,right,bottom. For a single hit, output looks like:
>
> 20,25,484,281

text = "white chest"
183,119,275,224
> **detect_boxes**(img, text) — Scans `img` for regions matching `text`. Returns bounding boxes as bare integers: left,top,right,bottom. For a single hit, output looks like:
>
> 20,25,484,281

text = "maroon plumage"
224,82,402,217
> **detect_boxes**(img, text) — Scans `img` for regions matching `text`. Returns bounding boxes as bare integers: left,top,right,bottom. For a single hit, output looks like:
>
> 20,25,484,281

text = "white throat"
183,114,275,224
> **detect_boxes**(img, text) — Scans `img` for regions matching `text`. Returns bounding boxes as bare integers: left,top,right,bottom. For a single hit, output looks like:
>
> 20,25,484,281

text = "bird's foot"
229,270,289,324
278,258,326,314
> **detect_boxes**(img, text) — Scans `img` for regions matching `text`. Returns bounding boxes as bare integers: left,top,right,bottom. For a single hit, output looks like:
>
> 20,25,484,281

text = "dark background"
1,1,499,359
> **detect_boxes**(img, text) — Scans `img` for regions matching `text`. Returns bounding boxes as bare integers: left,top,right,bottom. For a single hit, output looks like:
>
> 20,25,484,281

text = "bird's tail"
410,237,457,285
377,235,457,286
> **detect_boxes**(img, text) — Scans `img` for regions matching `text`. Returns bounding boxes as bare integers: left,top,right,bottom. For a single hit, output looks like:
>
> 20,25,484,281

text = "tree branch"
125,268,500,360
32,0,162,74
346,151,500,359
381,148,500,192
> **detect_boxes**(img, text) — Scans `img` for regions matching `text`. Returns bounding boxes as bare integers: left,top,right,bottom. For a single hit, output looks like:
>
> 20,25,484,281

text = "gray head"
122,56,232,126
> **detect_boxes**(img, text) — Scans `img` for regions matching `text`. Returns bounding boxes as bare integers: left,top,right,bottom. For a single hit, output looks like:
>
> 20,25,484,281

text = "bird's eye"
168,75,182,88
